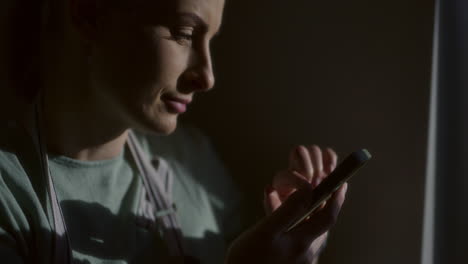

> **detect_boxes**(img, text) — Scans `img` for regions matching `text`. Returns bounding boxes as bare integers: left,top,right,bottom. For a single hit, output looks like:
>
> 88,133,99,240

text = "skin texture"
32,0,348,263
40,0,222,160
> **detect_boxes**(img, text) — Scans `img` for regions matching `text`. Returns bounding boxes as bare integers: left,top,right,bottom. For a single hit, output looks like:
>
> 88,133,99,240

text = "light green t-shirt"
0,121,243,264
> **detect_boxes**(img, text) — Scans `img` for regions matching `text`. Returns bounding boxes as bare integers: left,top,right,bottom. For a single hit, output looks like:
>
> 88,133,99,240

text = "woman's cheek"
155,41,192,84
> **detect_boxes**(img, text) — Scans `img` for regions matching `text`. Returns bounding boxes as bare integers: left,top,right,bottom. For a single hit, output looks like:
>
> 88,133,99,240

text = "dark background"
183,0,435,263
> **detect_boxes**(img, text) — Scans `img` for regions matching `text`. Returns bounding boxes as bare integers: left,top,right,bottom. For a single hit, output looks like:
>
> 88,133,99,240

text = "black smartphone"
285,149,372,232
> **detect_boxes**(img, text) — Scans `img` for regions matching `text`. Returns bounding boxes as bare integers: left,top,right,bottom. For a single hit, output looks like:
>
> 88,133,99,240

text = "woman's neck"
39,90,130,161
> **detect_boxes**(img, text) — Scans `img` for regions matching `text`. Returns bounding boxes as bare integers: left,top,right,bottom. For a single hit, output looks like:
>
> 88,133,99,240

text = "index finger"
289,145,314,181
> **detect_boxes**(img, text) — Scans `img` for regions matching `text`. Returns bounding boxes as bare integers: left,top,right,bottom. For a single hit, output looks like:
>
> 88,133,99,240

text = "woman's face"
88,0,224,134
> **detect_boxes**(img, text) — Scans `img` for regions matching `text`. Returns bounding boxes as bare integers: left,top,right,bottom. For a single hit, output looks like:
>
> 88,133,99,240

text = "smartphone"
285,149,372,232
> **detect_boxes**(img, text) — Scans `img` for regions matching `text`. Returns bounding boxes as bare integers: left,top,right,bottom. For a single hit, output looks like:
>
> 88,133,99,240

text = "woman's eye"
175,33,192,41
171,28,194,44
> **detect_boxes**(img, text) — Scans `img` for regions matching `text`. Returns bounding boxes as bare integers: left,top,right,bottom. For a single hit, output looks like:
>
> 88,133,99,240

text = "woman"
0,0,347,263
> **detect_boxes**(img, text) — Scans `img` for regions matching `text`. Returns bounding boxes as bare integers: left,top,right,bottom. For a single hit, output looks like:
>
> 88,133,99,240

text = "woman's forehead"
176,0,225,29
131,0,225,14
131,0,225,32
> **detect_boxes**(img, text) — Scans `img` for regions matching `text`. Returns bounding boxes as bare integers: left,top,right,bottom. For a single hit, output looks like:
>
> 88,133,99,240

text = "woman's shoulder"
0,121,53,263
0,120,43,194
0,120,48,212
0,120,50,223
0,121,35,177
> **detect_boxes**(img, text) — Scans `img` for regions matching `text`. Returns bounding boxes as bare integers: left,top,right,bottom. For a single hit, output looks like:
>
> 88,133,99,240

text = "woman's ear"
69,0,101,42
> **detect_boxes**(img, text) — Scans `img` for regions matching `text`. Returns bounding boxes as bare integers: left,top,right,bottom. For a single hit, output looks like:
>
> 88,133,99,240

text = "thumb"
290,183,348,245
263,186,315,233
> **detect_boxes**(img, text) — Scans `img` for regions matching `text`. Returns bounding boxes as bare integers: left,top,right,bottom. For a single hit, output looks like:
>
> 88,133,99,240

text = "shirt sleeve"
0,176,26,263
0,163,50,264
0,230,24,263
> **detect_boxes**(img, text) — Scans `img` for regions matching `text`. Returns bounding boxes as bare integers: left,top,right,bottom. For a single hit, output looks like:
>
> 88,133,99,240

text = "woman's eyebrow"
177,12,209,31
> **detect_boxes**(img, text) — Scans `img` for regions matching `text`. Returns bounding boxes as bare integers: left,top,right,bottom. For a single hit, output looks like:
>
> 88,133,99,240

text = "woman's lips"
162,96,191,114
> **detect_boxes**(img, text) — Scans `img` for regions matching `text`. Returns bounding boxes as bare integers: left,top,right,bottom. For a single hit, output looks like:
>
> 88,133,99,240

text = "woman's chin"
156,121,178,135
136,114,178,135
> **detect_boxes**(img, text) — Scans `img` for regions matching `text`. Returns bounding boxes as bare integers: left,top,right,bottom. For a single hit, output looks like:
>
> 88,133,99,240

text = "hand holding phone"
285,149,372,232
227,148,371,264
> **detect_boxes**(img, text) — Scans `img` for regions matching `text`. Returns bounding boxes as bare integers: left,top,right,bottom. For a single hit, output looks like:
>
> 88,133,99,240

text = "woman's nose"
185,48,215,93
